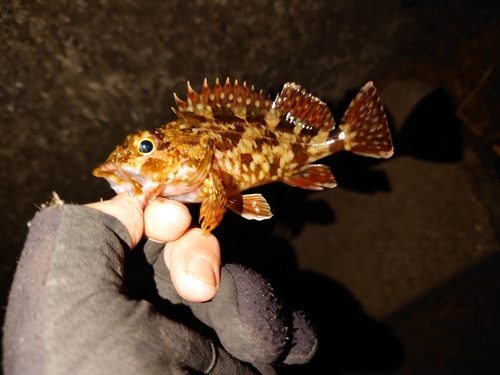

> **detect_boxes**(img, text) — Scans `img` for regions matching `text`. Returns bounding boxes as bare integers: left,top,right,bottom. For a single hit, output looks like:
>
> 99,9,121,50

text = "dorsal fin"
273,83,336,132
173,78,274,119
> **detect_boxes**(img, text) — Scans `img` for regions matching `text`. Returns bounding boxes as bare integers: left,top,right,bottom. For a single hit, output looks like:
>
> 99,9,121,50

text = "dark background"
1,0,500,373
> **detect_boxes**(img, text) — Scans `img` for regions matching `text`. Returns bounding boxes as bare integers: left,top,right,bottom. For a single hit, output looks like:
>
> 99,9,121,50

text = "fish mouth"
92,162,159,205
93,158,210,205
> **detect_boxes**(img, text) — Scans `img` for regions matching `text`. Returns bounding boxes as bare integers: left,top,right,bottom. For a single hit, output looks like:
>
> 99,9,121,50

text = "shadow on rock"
319,86,464,196
276,271,405,374
393,87,464,163
208,188,405,374
203,181,336,248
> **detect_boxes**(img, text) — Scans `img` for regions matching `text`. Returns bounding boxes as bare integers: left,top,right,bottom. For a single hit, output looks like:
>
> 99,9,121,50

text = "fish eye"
137,138,155,154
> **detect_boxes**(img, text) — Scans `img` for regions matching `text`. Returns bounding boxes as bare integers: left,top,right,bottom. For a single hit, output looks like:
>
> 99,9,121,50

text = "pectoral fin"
281,164,337,190
199,171,227,234
185,141,214,186
227,194,273,221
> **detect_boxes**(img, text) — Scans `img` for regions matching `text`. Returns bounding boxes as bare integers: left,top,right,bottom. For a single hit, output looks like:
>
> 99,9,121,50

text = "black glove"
3,204,316,375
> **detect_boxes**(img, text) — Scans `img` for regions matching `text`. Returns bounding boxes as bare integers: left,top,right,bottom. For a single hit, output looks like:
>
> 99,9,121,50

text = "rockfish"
93,78,393,233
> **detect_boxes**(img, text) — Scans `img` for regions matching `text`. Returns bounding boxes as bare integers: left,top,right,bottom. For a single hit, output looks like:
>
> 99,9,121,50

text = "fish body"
93,78,394,233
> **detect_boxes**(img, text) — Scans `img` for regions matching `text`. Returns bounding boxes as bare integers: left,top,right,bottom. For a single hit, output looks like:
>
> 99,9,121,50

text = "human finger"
84,192,144,248
164,228,221,302
144,198,192,242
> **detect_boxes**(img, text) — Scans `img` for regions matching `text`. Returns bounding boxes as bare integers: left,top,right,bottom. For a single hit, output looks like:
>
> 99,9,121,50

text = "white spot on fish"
251,174,257,185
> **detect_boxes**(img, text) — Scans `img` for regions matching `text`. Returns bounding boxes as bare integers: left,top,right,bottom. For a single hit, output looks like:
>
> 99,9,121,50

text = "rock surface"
1,0,499,373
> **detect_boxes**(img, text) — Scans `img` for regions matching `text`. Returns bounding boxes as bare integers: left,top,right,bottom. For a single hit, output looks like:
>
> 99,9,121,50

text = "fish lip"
92,162,140,195
92,162,130,185
92,162,162,204
93,160,207,204
121,165,155,187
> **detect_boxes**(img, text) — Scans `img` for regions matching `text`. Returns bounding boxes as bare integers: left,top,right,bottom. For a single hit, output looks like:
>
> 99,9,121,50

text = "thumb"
85,193,144,248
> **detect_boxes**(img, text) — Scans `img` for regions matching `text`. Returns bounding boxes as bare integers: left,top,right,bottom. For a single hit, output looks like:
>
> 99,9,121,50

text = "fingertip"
144,199,192,242
164,228,221,302
174,269,219,302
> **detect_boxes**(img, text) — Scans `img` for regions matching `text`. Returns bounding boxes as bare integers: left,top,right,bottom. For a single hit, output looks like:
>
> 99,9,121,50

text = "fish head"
93,129,213,205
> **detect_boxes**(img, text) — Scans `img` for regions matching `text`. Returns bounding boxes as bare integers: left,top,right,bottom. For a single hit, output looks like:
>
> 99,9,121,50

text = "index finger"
144,198,192,242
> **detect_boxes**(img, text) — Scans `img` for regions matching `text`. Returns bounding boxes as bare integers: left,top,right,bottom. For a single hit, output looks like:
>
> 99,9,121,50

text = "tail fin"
339,82,394,158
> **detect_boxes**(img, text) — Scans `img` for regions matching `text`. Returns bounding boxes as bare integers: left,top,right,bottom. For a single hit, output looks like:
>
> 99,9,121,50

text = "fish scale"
93,78,394,233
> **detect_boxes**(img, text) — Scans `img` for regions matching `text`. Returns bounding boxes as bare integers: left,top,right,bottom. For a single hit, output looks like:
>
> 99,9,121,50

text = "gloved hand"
3,193,317,375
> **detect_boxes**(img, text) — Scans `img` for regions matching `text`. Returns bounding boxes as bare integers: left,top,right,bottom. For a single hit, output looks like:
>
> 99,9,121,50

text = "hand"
85,192,220,302
3,193,317,375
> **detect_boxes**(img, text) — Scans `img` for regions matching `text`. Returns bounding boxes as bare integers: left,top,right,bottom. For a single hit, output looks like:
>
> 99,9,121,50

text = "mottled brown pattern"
156,140,171,151
254,137,267,152
93,79,394,232
253,162,262,178
214,114,242,124
268,160,280,178
263,128,278,140
328,138,345,155
239,153,254,165
275,118,296,134
218,132,242,149
291,143,310,165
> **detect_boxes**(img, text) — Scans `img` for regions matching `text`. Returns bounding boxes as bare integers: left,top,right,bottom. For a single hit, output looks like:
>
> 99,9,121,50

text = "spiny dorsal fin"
273,83,336,132
173,78,274,119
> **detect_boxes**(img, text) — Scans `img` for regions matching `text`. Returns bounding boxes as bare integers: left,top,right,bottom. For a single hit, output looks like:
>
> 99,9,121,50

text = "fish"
93,78,394,233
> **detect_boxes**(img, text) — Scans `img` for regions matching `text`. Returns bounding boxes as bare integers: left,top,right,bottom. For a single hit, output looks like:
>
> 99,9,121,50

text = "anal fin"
282,164,337,190
227,194,273,221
